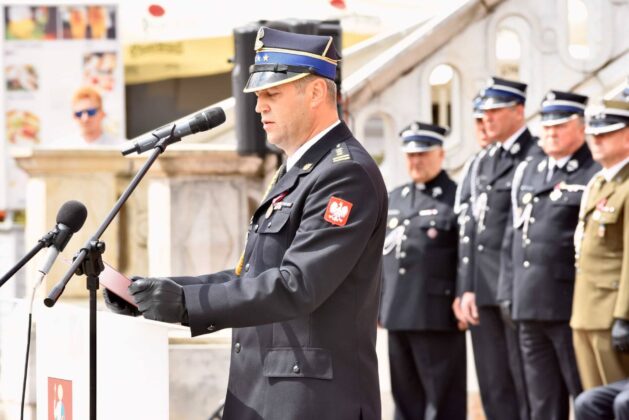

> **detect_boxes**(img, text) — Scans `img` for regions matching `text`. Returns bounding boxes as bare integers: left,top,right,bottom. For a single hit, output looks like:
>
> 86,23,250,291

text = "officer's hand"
612,319,629,353
499,300,516,330
451,297,468,331
128,277,188,324
103,275,141,316
461,292,479,326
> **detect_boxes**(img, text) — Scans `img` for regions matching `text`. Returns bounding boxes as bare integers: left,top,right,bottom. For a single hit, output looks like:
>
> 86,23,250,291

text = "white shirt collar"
601,156,629,182
548,155,571,170
501,125,527,152
286,120,341,171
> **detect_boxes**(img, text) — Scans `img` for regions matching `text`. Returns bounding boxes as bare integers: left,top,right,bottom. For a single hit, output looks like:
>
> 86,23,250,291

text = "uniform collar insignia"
537,159,547,173
432,186,443,198
510,142,521,155
401,186,410,198
566,159,579,172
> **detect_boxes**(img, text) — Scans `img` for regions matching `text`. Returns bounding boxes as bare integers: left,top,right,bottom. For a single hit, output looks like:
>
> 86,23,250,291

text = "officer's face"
474,118,491,148
405,148,444,184
588,127,629,168
255,81,312,155
482,105,524,142
541,116,585,159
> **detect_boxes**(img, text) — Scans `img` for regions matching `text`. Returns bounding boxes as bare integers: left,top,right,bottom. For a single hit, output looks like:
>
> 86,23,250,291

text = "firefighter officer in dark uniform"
498,90,599,420
453,94,495,327
380,122,466,420
460,76,541,420
104,27,388,420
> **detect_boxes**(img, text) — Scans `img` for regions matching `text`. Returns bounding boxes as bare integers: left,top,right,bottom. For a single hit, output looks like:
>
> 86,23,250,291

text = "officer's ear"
308,77,328,109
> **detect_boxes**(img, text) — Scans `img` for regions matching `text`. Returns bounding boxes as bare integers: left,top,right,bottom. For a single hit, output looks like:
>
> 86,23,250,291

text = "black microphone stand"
0,230,56,288
44,130,179,420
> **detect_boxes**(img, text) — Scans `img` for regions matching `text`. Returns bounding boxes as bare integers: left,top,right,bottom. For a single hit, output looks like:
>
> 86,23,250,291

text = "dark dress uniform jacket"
469,128,542,306
380,171,459,331
172,123,388,420
500,144,600,320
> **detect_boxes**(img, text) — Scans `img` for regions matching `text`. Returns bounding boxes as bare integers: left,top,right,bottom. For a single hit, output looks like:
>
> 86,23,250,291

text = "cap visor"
479,97,518,111
402,144,441,153
243,71,309,93
586,122,627,135
541,114,578,127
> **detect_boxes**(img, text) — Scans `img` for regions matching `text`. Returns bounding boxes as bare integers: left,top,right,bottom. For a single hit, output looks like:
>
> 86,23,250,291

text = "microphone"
122,107,226,156
38,200,88,275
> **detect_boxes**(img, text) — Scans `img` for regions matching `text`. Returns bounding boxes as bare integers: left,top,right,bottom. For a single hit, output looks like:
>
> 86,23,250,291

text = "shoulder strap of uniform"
331,142,352,164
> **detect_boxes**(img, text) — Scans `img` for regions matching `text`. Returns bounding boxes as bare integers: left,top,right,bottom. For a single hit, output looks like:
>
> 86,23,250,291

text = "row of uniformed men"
378,75,629,420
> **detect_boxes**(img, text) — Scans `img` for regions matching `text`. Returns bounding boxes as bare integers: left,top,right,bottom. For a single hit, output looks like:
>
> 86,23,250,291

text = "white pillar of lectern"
36,303,169,420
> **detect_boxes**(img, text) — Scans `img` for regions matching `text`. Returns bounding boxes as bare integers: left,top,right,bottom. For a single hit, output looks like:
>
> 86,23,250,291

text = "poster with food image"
1,4,123,211
4,5,58,40
5,64,38,91
59,5,116,40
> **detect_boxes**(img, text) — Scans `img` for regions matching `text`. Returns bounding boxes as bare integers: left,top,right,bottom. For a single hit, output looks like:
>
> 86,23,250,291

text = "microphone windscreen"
56,200,88,233
196,108,226,132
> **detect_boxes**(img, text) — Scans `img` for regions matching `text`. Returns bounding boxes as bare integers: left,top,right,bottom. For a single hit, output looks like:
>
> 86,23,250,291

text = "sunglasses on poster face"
73,107,99,118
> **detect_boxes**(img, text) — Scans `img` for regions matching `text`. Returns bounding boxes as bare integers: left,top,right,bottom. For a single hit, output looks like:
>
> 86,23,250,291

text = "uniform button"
403,219,410,226
245,263,250,272
235,342,241,353
523,261,530,268
465,216,471,222
612,281,619,289
267,222,272,228
292,363,300,374
533,197,539,203
207,323,216,332
529,217,536,224
462,257,469,264
399,268,406,275
400,252,407,258
477,245,484,252
463,236,470,243
525,239,531,245
402,235,408,241
430,220,436,226
487,186,493,191
254,224,259,232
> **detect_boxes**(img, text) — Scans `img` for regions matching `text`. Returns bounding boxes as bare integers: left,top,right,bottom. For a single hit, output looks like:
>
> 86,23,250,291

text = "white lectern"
36,302,169,420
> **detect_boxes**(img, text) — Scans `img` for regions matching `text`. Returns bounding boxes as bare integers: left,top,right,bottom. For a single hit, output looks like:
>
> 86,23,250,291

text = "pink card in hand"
99,262,137,307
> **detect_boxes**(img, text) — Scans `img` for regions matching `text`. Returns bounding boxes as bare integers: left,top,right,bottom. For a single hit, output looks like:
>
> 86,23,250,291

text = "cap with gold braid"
243,27,341,93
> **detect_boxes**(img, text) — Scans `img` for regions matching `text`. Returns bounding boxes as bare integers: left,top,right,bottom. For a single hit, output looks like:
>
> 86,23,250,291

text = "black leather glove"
612,319,629,353
103,275,141,316
128,277,188,324
499,300,516,330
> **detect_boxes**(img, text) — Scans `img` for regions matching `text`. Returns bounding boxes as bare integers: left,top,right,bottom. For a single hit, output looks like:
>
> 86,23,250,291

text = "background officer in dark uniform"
454,94,494,327
460,76,540,420
380,122,466,420
499,90,599,420
104,27,388,420
571,90,629,390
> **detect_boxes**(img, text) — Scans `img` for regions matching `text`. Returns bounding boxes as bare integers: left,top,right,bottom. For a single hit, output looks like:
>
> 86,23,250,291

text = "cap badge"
254,28,265,50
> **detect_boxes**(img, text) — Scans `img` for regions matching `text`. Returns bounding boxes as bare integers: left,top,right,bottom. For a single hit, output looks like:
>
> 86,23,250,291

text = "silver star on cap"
566,159,579,172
